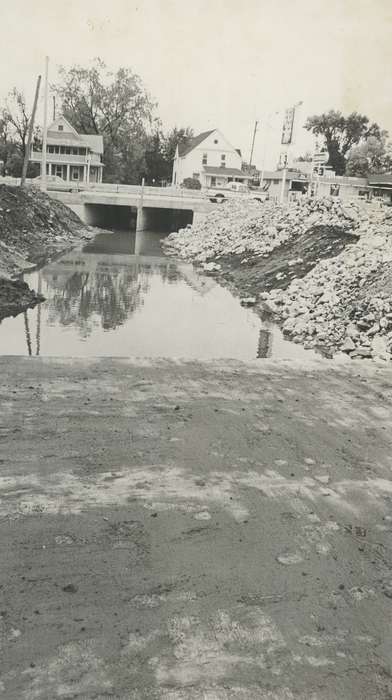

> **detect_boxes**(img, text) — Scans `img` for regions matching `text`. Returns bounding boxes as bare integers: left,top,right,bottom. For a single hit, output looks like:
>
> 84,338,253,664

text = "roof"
47,132,87,147
368,174,392,186
81,134,104,155
178,130,215,157
46,131,104,154
262,170,308,181
203,166,252,178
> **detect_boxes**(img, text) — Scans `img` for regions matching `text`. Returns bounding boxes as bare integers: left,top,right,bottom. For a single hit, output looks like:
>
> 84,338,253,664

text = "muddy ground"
1,356,392,699
216,224,359,297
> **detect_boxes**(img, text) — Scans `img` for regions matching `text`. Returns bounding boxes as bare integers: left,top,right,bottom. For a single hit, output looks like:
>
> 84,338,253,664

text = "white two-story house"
172,129,251,189
30,116,104,184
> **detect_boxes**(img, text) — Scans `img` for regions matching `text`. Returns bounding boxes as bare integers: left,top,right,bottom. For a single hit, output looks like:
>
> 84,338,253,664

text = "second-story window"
58,125,64,131
221,154,226,167
202,153,207,165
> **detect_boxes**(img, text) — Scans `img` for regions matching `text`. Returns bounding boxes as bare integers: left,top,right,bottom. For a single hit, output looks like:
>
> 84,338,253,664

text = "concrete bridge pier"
136,207,153,232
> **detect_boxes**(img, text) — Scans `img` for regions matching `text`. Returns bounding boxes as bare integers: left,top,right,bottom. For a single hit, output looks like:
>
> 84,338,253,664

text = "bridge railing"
0,176,206,200
80,183,205,199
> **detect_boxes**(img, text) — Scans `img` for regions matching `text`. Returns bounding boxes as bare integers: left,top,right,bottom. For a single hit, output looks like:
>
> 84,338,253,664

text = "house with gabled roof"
30,116,104,184
172,129,251,189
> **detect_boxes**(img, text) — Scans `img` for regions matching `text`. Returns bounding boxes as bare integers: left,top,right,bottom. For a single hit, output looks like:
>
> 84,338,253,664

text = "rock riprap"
164,197,392,361
163,197,362,263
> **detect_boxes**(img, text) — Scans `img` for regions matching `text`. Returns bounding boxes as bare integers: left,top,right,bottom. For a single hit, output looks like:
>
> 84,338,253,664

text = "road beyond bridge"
49,184,216,231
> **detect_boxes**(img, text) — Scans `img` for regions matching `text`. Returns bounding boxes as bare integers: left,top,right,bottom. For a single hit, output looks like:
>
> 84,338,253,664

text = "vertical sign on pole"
279,102,302,203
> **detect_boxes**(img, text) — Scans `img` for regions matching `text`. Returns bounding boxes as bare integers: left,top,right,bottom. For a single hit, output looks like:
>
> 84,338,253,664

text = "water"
0,229,317,360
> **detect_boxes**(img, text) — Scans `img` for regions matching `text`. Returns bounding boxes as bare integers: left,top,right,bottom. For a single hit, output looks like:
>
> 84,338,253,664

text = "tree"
1,89,41,176
53,59,156,183
296,151,313,162
182,177,201,190
346,136,392,177
144,126,194,184
305,110,386,175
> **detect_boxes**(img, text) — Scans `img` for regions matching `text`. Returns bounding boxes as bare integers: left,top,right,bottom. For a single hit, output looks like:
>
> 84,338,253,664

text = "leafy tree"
305,110,386,175
296,151,313,162
53,59,156,183
346,136,392,177
1,89,41,176
182,177,201,190
144,126,194,184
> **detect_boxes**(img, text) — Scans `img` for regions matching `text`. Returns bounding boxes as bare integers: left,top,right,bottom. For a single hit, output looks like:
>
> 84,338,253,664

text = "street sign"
313,151,328,164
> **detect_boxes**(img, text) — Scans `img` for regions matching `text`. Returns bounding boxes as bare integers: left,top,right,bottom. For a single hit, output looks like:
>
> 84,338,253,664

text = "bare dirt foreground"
1,357,392,700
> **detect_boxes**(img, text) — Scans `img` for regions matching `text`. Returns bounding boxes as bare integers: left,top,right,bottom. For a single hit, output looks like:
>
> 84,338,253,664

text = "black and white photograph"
1,1,392,698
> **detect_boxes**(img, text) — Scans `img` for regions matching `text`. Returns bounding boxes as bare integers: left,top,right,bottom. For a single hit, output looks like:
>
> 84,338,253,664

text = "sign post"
279,102,302,203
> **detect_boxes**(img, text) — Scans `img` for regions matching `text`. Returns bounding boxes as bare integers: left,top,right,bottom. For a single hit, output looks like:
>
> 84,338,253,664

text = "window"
211,176,216,186
221,154,226,160
58,125,63,131
48,145,54,153
72,148,78,155
214,139,218,144
202,153,207,165
56,165,63,178
72,167,79,180
221,154,226,168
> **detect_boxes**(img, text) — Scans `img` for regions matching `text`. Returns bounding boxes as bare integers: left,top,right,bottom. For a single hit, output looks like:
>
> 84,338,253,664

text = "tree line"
1,60,391,182
0,59,194,184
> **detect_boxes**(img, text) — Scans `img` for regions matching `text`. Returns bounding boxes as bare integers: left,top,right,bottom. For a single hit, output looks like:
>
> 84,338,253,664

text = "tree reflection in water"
44,255,181,338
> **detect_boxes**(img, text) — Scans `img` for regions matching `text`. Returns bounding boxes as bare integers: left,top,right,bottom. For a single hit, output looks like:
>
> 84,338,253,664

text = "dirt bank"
164,198,392,361
1,356,392,698
0,183,92,320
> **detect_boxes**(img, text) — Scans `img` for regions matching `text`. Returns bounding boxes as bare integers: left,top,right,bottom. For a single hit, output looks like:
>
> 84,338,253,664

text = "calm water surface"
0,229,317,360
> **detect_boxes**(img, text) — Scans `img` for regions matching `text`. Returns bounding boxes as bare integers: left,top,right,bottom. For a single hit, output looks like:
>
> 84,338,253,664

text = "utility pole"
21,74,41,187
41,56,49,192
249,120,258,168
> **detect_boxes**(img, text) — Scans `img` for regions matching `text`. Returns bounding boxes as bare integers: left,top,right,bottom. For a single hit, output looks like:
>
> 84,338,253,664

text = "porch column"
83,165,87,183
66,164,70,182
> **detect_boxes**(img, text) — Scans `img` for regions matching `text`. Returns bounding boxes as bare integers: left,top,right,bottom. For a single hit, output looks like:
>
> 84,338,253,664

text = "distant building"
261,169,309,200
368,174,392,204
172,129,252,189
30,116,104,184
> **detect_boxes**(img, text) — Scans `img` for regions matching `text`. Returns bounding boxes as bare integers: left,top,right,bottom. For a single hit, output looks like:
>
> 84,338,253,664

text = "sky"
1,0,391,170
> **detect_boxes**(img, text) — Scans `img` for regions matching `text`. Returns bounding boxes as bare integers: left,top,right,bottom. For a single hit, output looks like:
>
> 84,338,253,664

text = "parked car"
31,175,77,192
206,181,269,203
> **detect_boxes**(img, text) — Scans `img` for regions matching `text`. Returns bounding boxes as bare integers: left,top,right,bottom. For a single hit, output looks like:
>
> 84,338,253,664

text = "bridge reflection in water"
10,229,271,359
4,229,316,360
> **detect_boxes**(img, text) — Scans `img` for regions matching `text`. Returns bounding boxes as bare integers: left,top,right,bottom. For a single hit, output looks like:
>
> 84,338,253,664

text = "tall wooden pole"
20,75,41,187
249,120,258,168
41,56,49,191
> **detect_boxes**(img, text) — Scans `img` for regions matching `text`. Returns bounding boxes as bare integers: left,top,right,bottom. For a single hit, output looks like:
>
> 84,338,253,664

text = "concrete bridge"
49,184,216,231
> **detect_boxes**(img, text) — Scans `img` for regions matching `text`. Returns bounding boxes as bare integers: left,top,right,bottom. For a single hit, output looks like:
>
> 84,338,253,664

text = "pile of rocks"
262,209,392,361
164,197,362,266
165,194,392,361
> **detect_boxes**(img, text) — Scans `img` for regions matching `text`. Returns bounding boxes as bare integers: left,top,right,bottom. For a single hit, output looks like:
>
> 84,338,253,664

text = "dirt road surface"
1,356,392,699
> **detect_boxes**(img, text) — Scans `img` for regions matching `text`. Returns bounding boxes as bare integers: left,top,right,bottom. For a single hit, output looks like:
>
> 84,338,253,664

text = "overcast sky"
2,0,391,169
